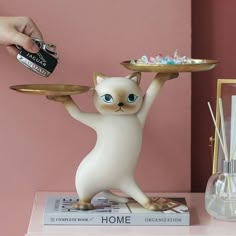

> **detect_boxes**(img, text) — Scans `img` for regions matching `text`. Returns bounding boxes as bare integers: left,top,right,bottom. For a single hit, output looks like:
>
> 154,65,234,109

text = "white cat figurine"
47,72,178,211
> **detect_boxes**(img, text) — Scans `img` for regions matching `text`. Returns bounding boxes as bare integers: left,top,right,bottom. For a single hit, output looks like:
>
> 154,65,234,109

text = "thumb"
12,31,40,53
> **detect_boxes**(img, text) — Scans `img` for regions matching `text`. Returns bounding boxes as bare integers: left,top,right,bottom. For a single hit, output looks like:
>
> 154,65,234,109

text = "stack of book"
44,195,190,226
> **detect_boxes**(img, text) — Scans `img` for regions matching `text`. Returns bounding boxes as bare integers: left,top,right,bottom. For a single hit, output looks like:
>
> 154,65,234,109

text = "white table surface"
25,192,236,236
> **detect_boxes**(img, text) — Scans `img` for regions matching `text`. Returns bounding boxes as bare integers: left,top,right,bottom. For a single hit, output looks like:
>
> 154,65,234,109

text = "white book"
44,195,190,226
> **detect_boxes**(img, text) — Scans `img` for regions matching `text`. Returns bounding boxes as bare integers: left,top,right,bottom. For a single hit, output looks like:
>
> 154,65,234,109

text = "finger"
5,45,18,56
7,30,40,53
15,16,43,40
18,33,40,53
22,18,43,40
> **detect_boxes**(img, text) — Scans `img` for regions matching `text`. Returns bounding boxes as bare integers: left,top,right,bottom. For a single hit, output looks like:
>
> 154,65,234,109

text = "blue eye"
127,94,138,103
101,94,113,103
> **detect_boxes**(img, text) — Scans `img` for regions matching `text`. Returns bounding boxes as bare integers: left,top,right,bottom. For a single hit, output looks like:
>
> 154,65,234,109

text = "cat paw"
144,201,168,211
155,72,179,81
72,201,94,210
46,95,71,103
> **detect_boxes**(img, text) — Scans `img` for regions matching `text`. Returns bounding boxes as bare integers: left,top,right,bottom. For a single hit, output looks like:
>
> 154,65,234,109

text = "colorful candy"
131,50,203,65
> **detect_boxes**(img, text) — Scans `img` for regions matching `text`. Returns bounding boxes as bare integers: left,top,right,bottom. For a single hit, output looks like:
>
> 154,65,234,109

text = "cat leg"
74,186,98,210
101,190,129,203
120,178,168,211
74,191,129,209
72,194,94,211
73,198,94,211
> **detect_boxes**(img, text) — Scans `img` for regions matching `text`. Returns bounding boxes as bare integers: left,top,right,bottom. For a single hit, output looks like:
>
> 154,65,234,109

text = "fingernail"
31,42,39,52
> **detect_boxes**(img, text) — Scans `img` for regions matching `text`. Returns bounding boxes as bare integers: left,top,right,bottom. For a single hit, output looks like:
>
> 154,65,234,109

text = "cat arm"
46,95,100,129
137,73,178,125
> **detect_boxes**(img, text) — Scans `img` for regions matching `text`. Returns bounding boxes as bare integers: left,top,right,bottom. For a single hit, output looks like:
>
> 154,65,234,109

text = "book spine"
44,213,190,226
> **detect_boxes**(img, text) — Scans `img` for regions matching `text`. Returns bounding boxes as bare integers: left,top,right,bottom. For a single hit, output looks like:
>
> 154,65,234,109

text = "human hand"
0,16,43,55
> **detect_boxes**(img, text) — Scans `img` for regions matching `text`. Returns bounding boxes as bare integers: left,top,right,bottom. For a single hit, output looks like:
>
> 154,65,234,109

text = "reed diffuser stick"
207,102,227,160
230,111,236,160
219,98,229,161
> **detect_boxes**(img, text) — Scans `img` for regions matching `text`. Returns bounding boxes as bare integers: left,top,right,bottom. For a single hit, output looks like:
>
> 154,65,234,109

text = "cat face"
93,72,143,115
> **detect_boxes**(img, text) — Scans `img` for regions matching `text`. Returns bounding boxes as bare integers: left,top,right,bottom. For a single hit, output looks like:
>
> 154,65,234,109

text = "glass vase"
205,160,236,221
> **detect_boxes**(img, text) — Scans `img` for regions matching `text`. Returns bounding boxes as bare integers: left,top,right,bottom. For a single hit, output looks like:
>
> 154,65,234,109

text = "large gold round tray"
121,59,218,73
10,84,92,96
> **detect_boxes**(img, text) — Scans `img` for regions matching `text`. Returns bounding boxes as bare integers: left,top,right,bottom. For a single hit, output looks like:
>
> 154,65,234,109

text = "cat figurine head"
93,72,143,115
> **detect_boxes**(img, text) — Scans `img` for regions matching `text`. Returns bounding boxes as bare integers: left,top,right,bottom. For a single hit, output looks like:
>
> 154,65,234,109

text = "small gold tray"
10,84,92,96
121,59,218,73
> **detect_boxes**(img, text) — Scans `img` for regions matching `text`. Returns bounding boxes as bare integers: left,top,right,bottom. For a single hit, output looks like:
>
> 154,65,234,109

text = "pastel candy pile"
130,50,202,65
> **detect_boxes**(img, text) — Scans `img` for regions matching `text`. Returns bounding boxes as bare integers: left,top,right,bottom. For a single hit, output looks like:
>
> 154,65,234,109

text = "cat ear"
93,72,108,86
126,72,141,85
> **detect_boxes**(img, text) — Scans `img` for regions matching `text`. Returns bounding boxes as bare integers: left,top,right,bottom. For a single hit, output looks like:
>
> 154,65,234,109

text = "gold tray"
10,84,92,96
120,59,218,73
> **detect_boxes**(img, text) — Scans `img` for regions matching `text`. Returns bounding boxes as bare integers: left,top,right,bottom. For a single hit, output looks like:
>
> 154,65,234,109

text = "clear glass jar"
205,160,236,221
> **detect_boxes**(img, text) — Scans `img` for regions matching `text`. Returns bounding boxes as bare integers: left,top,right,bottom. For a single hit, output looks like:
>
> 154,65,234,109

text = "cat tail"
101,191,129,203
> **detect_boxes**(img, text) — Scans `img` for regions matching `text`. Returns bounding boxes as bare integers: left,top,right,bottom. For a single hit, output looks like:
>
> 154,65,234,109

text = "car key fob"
16,38,59,77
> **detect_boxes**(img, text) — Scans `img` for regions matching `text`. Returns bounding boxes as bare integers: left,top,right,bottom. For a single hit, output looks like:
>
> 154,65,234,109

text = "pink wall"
192,0,236,191
0,1,191,235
